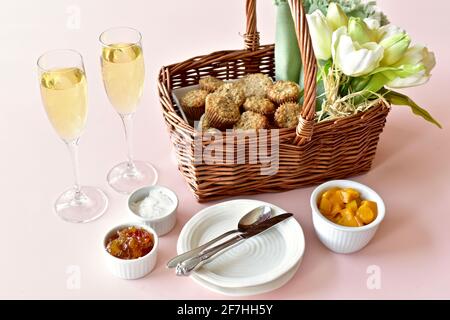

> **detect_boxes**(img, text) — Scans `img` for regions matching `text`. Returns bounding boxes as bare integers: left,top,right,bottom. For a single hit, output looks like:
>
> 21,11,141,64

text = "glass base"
107,161,158,194
54,186,108,223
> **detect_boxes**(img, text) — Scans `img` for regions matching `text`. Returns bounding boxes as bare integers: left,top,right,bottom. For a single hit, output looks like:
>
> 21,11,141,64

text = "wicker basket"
157,0,390,202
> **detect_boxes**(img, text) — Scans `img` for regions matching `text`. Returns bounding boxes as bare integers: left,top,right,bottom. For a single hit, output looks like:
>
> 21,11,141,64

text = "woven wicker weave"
157,0,390,202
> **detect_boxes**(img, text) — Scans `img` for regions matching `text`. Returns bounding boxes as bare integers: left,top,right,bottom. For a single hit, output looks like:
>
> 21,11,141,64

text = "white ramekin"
310,180,386,254
103,223,158,280
128,185,178,236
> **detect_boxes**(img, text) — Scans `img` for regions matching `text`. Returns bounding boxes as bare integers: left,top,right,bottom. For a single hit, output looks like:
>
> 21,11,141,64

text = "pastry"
239,73,273,98
215,83,246,106
234,111,269,130
199,76,224,93
274,102,301,129
267,80,300,104
243,96,276,116
205,93,240,129
180,89,208,120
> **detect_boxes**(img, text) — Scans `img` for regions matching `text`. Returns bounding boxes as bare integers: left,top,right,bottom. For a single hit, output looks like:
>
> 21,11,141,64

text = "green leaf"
382,89,442,129
352,73,390,105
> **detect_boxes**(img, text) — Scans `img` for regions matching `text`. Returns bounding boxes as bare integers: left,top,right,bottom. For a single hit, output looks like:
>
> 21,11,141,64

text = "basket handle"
245,0,317,145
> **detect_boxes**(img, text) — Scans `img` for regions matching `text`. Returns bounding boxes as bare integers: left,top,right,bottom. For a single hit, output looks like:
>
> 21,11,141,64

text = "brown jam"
106,226,154,260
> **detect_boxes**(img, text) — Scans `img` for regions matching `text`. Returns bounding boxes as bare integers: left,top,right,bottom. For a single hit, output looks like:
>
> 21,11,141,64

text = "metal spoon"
176,213,293,276
166,205,273,268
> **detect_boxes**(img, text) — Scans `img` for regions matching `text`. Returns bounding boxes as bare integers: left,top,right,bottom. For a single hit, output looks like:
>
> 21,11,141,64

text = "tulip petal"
332,27,384,77
387,45,436,88
327,3,348,31
396,45,426,66
364,18,380,30
348,17,376,44
388,71,430,88
423,50,436,71
380,34,411,66
307,10,333,61
378,24,405,42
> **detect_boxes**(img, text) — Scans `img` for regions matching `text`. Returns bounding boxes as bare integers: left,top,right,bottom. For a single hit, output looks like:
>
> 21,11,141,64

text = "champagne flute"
99,27,158,194
37,49,108,223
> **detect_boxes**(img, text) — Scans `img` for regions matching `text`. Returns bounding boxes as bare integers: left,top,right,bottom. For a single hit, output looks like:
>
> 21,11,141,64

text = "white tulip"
377,24,405,42
332,27,385,77
379,32,411,66
388,45,436,88
348,17,377,44
326,3,348,31
307,10,333,60
364,18,380,30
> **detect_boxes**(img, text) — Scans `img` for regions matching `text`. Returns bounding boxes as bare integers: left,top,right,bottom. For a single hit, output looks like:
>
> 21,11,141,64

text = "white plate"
191,260,301,297
190,261,301,297
177,199,305,291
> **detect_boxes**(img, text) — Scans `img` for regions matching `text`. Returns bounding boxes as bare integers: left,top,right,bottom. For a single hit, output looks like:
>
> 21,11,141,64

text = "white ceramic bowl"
310,180,386,254
128,185,178,236
103,223,158,280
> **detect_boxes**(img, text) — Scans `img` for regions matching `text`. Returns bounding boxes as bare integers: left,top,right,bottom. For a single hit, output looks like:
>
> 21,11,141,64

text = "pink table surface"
1,0,449,299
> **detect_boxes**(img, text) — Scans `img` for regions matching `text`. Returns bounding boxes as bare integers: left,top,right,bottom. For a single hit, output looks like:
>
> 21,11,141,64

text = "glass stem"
120,113,135,169
66,139,83,201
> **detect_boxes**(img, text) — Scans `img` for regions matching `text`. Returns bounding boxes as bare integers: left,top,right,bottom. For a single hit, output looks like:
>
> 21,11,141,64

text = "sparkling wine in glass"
38,49,108,223
100,27,158,194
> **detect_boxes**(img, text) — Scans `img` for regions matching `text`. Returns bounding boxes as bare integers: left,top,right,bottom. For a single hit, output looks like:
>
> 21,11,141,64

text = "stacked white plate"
177,199,305,296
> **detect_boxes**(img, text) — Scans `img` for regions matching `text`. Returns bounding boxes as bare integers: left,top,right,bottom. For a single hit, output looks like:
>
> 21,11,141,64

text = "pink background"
1,0,449,299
